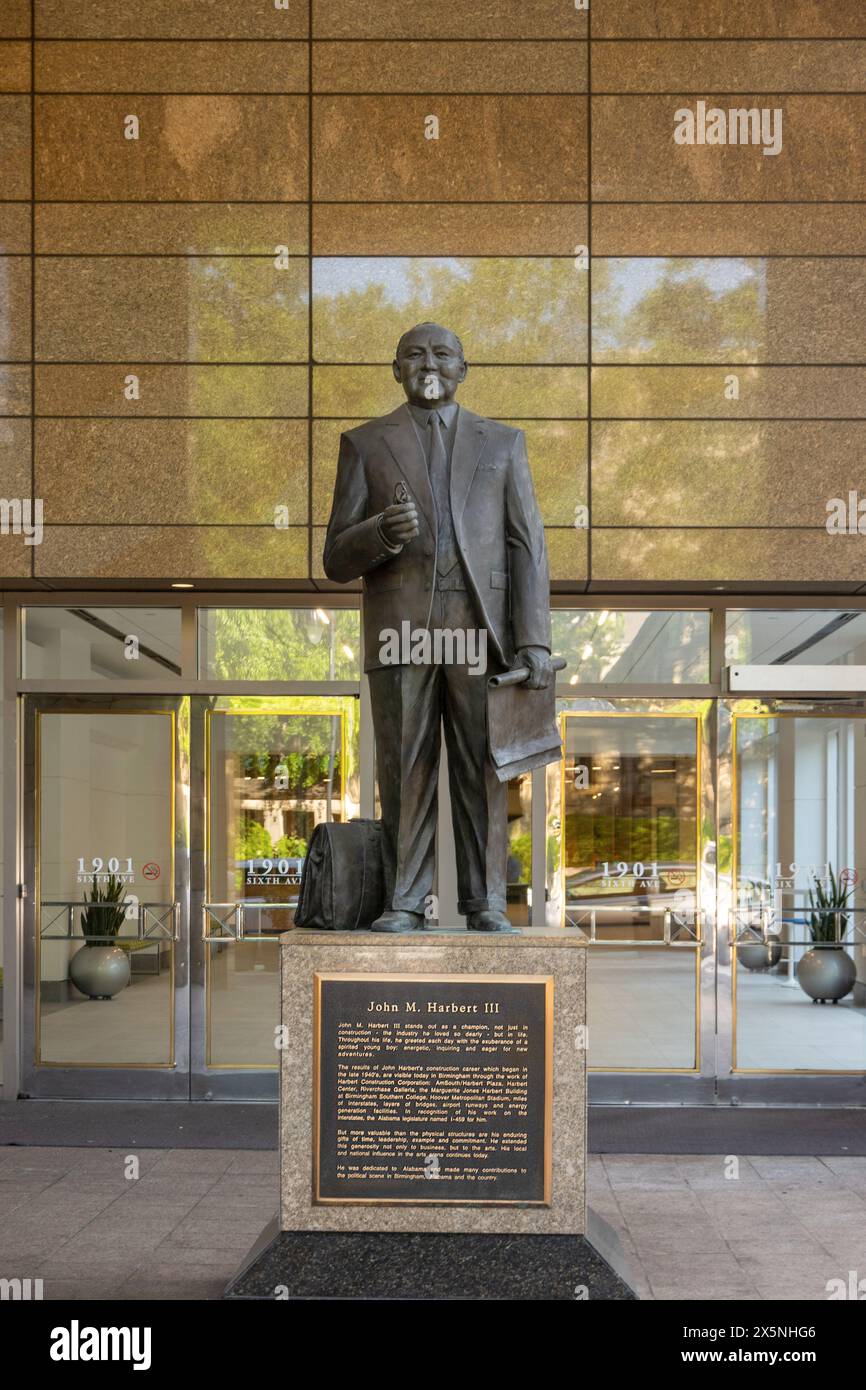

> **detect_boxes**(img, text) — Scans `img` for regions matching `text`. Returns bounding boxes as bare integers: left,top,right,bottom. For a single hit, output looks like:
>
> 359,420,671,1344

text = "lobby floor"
0,1145,863,1301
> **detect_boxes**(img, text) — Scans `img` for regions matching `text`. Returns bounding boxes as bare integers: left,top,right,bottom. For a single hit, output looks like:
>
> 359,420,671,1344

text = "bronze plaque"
313,972,553,1206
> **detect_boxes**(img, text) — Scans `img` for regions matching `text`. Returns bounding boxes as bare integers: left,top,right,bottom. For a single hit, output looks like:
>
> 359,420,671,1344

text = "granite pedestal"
225,929,636,1299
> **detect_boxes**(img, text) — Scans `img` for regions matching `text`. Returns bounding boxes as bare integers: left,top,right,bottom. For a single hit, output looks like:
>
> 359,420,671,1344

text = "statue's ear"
392,360,402,384
459,359,469,382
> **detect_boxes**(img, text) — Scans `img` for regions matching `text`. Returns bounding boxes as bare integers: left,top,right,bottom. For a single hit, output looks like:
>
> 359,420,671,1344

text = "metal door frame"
716,696,866,1106
20,693,190,1099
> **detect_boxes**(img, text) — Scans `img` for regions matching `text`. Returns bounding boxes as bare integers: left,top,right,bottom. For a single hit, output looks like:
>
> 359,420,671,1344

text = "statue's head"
392,322,468,408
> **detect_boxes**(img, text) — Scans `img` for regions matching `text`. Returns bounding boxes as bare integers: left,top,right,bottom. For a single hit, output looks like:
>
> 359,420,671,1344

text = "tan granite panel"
0,530,32,579
0,365,30,414
593,421,866,527
35,419,308,524
312,418,585,527
593,258,866,364
546,527,588,583
35,524,309,580
279,931,587,1235
592,204,866,256
0,418,32,495
36,1,308,39
593,96,866,202
592,366,866,418
36,203,308,255
313,366,587,419
36,96,308,200
593,1,866,39
313,1,587,39
1,1,30,38
0,203,30,252
0,96,30,198
36,365,308,417
591,528,866,584
0,41,29,90
313,41,586,93
0,257,31,360
313,203,586,256
313,257,586,364
313,96,586,202
36,257,308,362
35,40,308,92
592,40,866,92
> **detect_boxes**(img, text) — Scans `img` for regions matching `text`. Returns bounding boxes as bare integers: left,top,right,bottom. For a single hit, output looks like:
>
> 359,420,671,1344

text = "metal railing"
564,901,702,945
40,900,179,943
202,901,296,943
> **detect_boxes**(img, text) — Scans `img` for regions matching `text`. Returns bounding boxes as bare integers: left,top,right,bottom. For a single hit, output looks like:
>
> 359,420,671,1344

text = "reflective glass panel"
37,710,174,1067
198,608,361,682
733,712,866,1072
726,610,866,667
22,608,182,679
552,610,710,684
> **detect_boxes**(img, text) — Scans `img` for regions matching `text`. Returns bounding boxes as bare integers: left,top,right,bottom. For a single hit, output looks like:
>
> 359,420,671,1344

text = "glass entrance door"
551,702,714,1099
190,695,359,1099
22,696,188,1099
724,702,866,1090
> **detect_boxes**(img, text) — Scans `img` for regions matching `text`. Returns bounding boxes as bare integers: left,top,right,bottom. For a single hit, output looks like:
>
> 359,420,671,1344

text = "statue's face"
392,325,467,407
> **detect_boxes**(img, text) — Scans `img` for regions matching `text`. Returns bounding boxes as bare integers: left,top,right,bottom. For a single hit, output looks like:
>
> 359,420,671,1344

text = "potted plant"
797,866,857,1005
68,873,132,1000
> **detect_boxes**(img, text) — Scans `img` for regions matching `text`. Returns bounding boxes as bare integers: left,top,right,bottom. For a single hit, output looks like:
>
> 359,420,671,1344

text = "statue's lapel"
382,404,436,539
451,408,489,524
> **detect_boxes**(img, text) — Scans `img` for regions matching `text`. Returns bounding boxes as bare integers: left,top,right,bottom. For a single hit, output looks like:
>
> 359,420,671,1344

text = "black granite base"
224,1221,637,1301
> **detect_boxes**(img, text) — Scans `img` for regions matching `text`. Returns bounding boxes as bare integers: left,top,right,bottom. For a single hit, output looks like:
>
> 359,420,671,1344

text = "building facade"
0,3,865,1105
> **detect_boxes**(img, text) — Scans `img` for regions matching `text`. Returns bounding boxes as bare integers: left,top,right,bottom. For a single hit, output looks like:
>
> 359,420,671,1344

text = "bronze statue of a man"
323,323,555,932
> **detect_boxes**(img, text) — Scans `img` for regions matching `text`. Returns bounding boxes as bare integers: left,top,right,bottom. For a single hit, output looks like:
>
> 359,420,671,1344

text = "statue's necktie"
428,410,459,576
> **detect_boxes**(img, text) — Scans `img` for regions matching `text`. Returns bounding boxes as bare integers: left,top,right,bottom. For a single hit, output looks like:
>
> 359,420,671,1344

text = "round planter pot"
69,944,130,1000
796,946,856,1004
738,941,782,972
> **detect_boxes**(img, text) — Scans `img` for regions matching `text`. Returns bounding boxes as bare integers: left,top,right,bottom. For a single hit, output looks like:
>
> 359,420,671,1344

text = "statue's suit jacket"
323,403,551,672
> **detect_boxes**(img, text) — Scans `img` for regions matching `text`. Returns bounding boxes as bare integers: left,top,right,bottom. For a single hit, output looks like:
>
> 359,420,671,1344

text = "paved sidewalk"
0,1147,863,1300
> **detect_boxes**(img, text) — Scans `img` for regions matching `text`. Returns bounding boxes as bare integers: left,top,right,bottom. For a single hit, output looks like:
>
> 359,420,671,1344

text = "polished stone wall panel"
313,97,586,202
592,205,866,256
312,2,587,40
35,204,308,255
0,40,30,90
593,1,866,40
36,96,309,201
35,419,308,524
592,367,866,419
36,258,308,363
592,529,866,586
592,41,866,92
36,2,308,40
35,526,309,580
593,97,866,202
313,204,587,257
36,365,309,418
0,96,31,198
34,40,309,92
312,42,586,93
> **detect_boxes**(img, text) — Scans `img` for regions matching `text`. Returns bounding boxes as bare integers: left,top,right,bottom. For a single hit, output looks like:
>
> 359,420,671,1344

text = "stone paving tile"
224,1152,280,1174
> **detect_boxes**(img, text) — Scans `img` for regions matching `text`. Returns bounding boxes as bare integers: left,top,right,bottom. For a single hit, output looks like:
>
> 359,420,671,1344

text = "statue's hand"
517,646,555,690
379,501,419,546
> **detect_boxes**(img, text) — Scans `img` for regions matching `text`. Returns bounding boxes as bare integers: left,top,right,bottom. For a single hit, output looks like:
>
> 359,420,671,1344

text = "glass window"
552,609,710,684
198,608,361,681
22,607,182,679
726,610,866,667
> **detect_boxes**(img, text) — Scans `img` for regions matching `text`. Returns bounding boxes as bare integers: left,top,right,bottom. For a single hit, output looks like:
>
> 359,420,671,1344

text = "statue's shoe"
370,909,425,934
466,910,519,933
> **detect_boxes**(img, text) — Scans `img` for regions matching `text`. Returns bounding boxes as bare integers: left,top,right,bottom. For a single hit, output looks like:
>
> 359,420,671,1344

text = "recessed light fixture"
171,582,194,590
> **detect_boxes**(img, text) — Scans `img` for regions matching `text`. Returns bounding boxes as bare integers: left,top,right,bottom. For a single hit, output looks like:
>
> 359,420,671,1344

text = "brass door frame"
721,701,866,1092
21,694,190,1100
557,702,715,1091
190,697,352,1100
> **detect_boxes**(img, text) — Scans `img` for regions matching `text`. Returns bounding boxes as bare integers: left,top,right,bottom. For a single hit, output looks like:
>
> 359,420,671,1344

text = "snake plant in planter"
797,867,857,1004
69,873,131,1000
